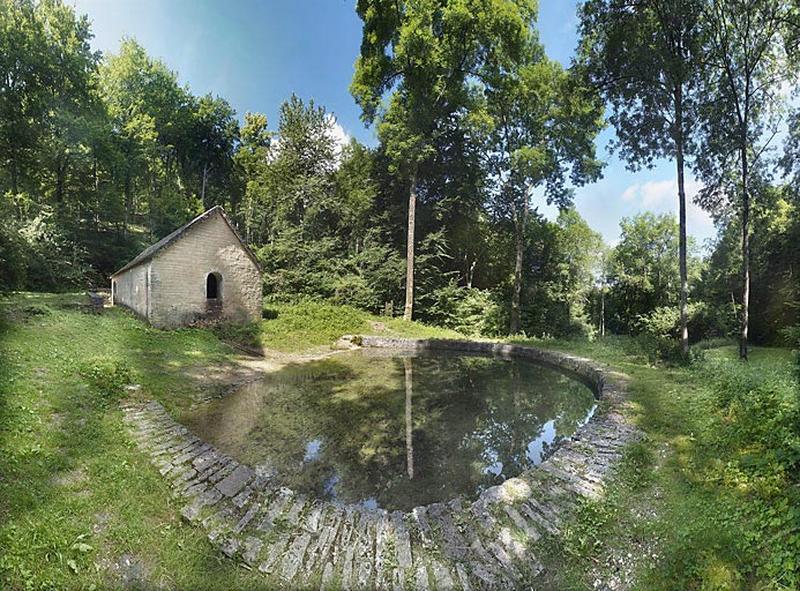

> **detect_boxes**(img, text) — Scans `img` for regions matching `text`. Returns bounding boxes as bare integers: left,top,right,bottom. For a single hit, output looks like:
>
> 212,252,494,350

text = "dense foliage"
1,0,798,348
2,3,800,587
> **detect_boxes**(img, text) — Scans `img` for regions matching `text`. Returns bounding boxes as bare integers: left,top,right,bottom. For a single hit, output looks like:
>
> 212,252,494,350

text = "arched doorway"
206,272,222,300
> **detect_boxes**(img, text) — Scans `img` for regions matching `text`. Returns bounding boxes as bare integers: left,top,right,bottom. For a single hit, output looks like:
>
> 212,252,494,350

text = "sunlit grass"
0,293,464,589
258,300,461,352
1,293,796,589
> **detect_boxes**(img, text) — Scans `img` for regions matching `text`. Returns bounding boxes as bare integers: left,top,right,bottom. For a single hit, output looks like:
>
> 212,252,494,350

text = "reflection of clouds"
304,438,323,462
361,497,379,510
577,405,598,429
484,460,504,477
526,419,556,465
323,473,339,497
459,369,596,483
187,351,597,511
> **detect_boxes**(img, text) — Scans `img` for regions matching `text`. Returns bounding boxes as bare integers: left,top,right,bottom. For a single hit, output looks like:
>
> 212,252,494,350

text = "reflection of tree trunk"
404,357,414,479
511,362,522,468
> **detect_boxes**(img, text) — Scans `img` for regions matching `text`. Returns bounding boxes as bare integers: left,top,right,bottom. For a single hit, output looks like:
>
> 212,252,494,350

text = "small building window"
206,273,222,299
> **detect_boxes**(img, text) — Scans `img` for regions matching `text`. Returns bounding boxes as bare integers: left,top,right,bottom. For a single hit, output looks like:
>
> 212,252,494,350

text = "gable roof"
111,206,260,277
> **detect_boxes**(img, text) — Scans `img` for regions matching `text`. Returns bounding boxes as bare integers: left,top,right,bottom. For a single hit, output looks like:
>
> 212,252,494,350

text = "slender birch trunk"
403,170,417,322
739,142,750,360
509,194,527,334
675,85,690,355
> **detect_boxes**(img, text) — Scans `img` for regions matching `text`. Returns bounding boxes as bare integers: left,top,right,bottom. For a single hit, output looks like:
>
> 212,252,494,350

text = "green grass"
0,293,458,590
258,300,460,352
521,336,800,591
1,292,797,590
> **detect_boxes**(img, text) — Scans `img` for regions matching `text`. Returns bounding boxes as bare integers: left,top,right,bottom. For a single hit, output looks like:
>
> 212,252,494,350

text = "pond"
182,349,597,512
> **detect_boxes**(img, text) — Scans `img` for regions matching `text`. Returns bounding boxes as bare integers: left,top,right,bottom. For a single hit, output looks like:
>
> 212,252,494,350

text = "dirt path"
182,343,357,406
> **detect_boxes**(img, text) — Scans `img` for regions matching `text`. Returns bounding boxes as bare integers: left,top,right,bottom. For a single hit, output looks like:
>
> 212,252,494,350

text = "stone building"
111,206,261,328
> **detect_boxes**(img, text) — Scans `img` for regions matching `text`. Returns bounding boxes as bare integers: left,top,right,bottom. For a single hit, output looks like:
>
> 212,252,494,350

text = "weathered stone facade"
111,207,261,328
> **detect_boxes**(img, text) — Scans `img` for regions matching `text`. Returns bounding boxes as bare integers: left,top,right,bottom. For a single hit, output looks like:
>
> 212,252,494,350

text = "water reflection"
182,350,596,512
404,356,414,479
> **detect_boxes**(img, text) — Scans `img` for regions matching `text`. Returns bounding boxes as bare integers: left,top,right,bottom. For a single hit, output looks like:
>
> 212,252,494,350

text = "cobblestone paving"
122,339,638,590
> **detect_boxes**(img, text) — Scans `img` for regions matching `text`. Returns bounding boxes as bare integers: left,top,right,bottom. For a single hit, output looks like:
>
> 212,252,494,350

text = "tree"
606,212,683,333
334,139,379,255
100,38,196,237
579,0,704,355
189,94,239,210
695,0,797,359
698,184,800,343
267,95,338,238
351,0,537,321
0,0,50,195
484,43,604,333
235,112,272,244
554,208,606,323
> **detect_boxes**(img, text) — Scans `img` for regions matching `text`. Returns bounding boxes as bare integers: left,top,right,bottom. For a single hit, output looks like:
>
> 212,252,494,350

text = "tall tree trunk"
509,195,527,334
403,356,414,479
201,162,209,208
675,85,690,355
600,287,605,337
10,147,19,195
403,170,417,322
123,172,132,238
467,259,476,289
739,143,750,361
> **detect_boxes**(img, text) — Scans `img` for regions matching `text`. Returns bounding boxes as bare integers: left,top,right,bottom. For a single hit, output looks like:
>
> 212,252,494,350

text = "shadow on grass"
0,294,265,589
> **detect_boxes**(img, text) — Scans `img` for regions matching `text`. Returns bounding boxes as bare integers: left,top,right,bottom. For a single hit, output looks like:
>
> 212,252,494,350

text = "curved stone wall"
354,335,608,395
122,337,637,590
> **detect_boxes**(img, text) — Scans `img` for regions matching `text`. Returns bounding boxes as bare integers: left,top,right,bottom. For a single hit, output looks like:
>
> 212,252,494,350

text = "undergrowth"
258,300,460,351
534,340,800,590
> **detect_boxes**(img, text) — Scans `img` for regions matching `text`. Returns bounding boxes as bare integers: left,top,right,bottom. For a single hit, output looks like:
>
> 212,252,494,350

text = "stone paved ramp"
121,340,638,590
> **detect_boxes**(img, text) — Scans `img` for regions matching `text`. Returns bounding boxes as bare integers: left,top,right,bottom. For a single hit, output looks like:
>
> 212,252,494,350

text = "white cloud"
620,176,716,243
326,113,351,164
267,113,352,168
621,184,639,202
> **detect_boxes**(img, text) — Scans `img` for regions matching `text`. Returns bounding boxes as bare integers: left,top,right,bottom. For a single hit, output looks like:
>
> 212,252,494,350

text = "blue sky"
71,0,716,246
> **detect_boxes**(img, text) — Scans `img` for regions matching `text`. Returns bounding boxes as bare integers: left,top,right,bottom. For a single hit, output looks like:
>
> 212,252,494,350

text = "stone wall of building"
112,262,150,320
147,213,261,328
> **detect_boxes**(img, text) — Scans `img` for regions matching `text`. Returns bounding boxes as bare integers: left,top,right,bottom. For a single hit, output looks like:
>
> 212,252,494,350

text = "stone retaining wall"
354,336,607,396
122,338,637,590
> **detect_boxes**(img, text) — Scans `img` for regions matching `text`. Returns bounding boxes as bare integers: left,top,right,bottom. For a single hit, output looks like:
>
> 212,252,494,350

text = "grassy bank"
0,293,449,590
1,293,797,589
520,337,800,590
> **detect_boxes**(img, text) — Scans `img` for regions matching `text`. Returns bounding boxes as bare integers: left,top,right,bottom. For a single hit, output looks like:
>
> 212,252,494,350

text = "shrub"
260,300,370,350
631,333,684,365
635,304,708,365
637,305,681,337
780,325,800,382
0,215,27,291
331,274,376,311
705,361,800,483
690,300,739,341
77,356,133,402
214,322,262,349
425,282,504,336
696,358,800,586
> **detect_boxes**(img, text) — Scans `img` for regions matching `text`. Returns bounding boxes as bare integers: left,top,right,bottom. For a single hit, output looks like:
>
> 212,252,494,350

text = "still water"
183,349,596,511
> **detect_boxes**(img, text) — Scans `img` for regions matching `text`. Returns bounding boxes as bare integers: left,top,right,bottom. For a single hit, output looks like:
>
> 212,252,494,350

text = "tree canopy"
1,0,798,353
